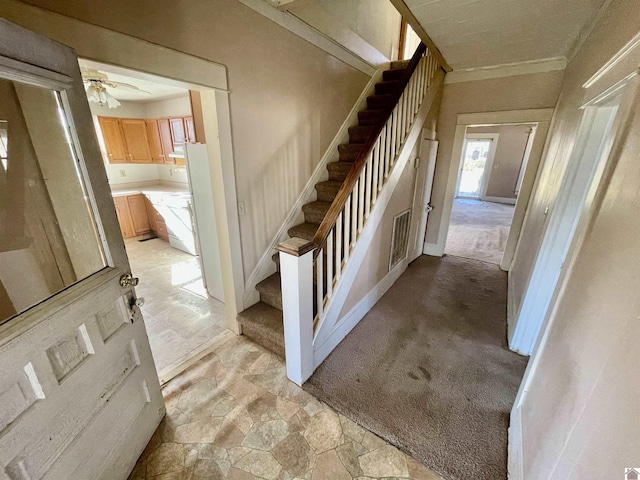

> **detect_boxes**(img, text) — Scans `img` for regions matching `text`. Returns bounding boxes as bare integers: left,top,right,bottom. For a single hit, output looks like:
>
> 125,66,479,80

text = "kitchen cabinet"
184,117,196,143
157,119,175,165
120,119,152,163
144,197,169,241
113,194,151,238
145,119,165,164
113,196,134,238
127,194,151,235
98,115,195,165
98,117,127,163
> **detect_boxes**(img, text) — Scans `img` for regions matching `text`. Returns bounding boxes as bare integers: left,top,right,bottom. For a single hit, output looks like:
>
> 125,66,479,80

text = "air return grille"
389,209,411,271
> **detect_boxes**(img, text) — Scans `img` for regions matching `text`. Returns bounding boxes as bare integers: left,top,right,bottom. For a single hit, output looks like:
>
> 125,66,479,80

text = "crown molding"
444,57,567,84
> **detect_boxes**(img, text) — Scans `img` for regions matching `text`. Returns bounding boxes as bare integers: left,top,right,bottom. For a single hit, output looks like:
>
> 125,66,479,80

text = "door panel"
128,194,151,235
97,117,127,163
145,119,164,164
0,18,164,480
157,118,175,164
120,119,152,163
408,137,438,262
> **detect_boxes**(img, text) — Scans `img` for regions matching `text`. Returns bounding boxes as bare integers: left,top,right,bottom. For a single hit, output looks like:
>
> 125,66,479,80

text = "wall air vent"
389,209,411,271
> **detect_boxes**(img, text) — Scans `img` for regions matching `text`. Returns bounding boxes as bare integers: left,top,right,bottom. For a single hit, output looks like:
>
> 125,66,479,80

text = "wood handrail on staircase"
311,42,428,257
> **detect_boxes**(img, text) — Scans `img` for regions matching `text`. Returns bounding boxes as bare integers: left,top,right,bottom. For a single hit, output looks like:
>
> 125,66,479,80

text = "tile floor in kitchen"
126,238,231,380
128,333,444,480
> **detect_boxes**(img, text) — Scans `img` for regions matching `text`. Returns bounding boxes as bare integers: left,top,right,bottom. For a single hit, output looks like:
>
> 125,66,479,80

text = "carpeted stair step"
348,126,375,143
237,302,285,358
315,180,343,202
375,80,401,95
327,161,354,181
256,273,282,310
271,251,280,272
338,143,364,162
302,201,331,225
383,68,405,81
390,59,410,70
367,94,394,110
288,222,318,242
358,110,384,126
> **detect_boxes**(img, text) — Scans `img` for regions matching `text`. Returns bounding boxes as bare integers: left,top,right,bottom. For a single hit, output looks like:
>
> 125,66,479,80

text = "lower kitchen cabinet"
113,194,151,239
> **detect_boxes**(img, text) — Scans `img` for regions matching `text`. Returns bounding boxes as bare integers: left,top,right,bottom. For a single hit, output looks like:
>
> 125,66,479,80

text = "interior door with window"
0,19,164,480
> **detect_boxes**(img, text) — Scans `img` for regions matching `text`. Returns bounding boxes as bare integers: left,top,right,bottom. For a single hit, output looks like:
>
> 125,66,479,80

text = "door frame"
1,5,246,333
454,132,499,200
508,82,628,355
424,108,554,272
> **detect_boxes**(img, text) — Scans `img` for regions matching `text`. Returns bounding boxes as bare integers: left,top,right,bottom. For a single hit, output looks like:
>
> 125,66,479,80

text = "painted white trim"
507,405,524,480
457,133,499,199
312,70,445,352
444,57,567,85
236,0,377,75
583,30,640,88
434,109,555,263
483,196,517,205
242,65,388,308
508,91,624,355
457,109,555,125
313,257,408,368
422,242,444,257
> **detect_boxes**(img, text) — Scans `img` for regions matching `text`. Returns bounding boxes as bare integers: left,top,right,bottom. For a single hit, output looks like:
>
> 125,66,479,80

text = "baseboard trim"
313,259,408,368
483,196,518,205
422,242,444,256
508,405,524,480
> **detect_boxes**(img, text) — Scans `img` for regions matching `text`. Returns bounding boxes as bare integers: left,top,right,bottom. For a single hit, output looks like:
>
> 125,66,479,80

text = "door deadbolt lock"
120,273,140,288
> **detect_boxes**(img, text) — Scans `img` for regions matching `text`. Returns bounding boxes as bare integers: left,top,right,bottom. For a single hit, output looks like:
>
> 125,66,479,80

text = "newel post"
276,237,316,386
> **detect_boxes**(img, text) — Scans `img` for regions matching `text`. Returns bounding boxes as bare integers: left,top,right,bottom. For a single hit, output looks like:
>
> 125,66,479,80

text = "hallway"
304,255,527,480
444,199,515,265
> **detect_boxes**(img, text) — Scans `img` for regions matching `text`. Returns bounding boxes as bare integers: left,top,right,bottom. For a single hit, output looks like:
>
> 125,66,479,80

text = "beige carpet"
304,255,527,480
444,199,515,265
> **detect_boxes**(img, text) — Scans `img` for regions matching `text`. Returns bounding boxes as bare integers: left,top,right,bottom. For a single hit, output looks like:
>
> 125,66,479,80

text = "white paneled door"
0,19,163,480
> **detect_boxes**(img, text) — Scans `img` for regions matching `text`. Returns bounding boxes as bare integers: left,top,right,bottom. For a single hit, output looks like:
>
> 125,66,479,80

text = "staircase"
238,60,413,358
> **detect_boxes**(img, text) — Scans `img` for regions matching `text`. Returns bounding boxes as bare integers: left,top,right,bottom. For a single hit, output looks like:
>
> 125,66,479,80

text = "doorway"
81,59,228,383
445,125,537,266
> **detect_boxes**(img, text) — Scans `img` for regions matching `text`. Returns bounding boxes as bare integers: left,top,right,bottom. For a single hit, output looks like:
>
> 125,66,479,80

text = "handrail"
312,43,428,258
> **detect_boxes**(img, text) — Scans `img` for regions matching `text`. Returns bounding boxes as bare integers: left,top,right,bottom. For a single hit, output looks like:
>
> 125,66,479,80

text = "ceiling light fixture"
85,82,121,109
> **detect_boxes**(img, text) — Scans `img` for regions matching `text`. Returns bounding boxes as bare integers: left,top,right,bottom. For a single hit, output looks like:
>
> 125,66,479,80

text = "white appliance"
184,143,225,303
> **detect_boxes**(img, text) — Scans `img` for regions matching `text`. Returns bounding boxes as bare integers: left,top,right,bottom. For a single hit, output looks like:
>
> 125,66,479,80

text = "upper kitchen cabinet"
120,119,152,163
98,117,127,163
157,119,176,164
169,117,187,146
184,117,196,143
145,119,165,164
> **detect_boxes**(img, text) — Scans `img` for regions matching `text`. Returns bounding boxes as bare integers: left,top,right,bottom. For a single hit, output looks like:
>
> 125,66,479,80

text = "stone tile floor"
128,333,444,480
125,238,228,379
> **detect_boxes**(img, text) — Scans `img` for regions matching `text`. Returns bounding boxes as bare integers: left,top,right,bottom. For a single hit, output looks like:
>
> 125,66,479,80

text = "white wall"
510,0,640,477
283,0,402,64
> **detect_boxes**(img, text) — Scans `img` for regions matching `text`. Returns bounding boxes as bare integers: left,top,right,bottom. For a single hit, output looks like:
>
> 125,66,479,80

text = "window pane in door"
458,139,491,197
0,79,106,325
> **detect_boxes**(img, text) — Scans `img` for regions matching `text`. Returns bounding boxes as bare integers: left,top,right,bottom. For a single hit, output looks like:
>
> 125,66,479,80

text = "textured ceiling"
404,0,608,70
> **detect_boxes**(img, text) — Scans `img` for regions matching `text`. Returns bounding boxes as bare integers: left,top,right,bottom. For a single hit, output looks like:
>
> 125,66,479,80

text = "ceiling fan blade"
107,81,152,96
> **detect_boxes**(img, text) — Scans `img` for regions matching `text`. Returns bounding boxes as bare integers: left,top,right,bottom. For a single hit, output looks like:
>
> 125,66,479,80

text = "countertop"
110,184,190,198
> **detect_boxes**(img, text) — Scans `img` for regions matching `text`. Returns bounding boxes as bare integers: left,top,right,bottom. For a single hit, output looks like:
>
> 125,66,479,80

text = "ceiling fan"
81,68,151,108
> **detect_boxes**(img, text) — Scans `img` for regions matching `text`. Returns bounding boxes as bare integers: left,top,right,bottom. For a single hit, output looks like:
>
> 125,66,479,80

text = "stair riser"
375,81,400,95
303,208,327,225
348,127,374,144
241,323,285,359
358,111,382,126
316,184,341,202
383,69,404,81
367,95,393,110
338,144,363,162
327,162,353,182
260,290,282,311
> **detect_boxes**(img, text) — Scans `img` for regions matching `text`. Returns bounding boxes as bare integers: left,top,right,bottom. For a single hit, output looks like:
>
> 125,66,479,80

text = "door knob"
120,273,140,288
